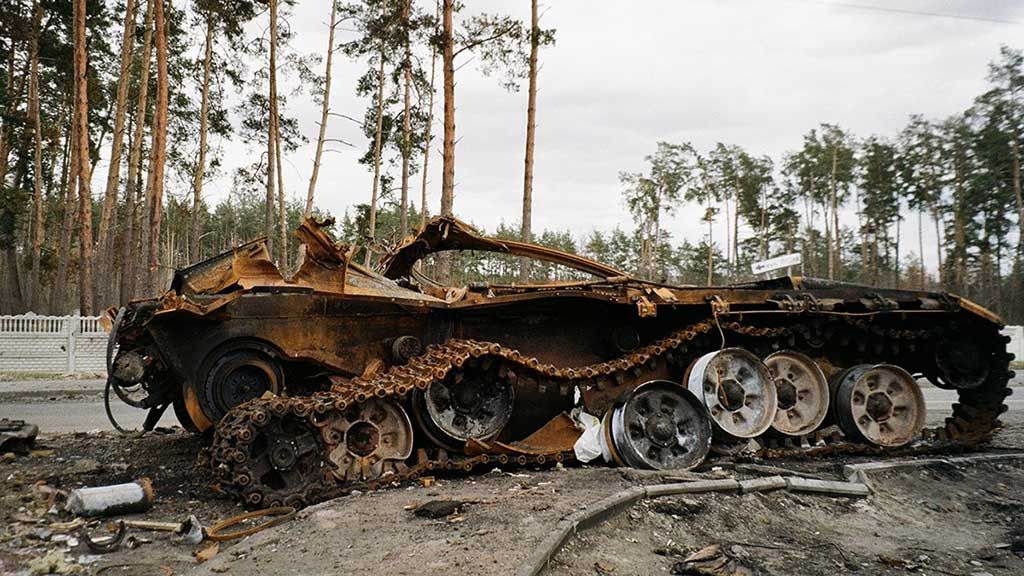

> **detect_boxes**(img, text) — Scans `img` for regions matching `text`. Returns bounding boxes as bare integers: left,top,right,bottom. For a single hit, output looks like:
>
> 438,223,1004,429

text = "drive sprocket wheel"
222,408,332,508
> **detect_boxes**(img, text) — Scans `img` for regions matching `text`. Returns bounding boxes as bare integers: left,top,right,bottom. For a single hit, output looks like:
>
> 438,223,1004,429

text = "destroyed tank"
106,217,1014,508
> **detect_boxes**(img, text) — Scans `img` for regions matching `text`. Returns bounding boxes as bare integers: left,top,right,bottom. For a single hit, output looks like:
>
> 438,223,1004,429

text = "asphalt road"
1,383,1021,434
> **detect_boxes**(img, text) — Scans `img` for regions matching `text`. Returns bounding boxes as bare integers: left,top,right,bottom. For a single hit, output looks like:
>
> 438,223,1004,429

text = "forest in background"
0,1,1022,323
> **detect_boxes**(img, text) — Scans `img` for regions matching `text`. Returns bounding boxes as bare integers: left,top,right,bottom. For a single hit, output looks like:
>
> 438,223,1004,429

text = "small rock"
27,550,76,575
2,452,16,463
413,500,469,519
68,459,101,475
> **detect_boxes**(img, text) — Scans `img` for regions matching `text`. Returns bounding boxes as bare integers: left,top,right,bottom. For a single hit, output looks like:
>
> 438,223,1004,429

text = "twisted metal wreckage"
105,216,1014,508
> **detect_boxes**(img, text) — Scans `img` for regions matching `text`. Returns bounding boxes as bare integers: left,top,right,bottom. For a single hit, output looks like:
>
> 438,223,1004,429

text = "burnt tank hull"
107,218,1013,508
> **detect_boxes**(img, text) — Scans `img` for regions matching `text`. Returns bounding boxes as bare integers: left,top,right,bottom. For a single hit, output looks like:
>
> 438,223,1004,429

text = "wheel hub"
717,378,746,411
269,441,298,470
865,392,894,422
644,414,676,447
776,379,798,410
346,422,380,457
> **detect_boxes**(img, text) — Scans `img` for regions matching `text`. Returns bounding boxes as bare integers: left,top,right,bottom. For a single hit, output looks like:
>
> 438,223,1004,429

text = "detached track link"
210,315,1011,508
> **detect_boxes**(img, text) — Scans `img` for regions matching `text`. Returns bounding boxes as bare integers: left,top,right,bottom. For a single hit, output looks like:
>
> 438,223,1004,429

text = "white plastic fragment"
571,410,602,463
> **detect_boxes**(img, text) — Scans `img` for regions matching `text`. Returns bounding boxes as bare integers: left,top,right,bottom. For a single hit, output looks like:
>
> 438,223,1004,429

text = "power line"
784,0,1023,25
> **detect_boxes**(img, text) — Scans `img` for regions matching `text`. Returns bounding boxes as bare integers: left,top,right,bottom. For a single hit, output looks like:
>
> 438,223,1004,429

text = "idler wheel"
832,364,925,447
764,351,830,436
204,350,283,421
414,370,514,448
324,399,414,482
686,348,778,441
604,380,711,470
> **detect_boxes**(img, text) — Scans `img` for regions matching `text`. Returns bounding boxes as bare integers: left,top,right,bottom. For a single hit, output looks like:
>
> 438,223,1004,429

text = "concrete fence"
0,313,108,374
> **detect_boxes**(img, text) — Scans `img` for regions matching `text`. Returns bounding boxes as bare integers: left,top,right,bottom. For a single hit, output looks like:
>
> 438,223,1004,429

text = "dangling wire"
712,304,726,350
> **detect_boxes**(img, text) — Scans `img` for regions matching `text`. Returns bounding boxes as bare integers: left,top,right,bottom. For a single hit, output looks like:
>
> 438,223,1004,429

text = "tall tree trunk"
917,209,925,290
953,160,967,293
706,197,713,287
894,211,901,289
28,0,44,310
264,0,278,257
856,188,866,284
440,0,455,217
822,201,831,279
419,18,438,229
305,0,338,219
732,184,739,271
436,0,456,283
518,0,539,284
1011,133,1022,292
931,208,943,287
145,0,169,296
365,9,387,267
73,0,94,314
190,13,213,264
759,184,768,260
52,102,75,314
96,0,137,308
399,0,412,237
121,0,154,304
274,95,287,270
829,148,839,280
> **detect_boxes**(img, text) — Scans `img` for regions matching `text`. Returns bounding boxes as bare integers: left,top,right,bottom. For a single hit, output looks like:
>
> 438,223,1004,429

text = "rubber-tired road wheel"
202,350,283,422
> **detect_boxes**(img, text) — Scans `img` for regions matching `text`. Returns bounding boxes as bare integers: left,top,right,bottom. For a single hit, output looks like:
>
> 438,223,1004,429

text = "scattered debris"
80,520,127,553
412,499,470,519
0,418,39,454
94,564,173,576
673,544,760,576
66,478,154,517
27,549,79,575
651,498,706,517
195,542,220,564
206,507,296,542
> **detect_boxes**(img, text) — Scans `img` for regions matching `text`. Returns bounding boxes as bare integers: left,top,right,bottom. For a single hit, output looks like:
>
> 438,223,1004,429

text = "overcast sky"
198,0,1024,270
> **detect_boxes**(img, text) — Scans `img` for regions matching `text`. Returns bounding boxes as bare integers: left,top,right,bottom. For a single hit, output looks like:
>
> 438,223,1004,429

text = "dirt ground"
550,460,1024,576
1,414,1023,575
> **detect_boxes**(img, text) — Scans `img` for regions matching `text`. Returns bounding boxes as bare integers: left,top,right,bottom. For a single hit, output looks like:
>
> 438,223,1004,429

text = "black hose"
104,375,145,438
106,307,126,375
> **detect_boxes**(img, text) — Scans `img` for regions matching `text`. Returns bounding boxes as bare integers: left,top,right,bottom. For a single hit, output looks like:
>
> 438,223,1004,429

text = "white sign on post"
751,253,802,276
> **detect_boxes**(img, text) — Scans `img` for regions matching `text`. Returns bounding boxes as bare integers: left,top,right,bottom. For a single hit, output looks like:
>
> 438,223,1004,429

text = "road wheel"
202,350,284,423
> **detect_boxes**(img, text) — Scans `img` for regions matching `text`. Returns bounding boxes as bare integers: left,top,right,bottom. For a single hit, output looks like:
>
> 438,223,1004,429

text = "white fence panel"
0,313,108,374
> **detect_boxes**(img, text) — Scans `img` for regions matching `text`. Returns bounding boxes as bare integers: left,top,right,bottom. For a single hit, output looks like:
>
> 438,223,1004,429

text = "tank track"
210,314,1013,508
